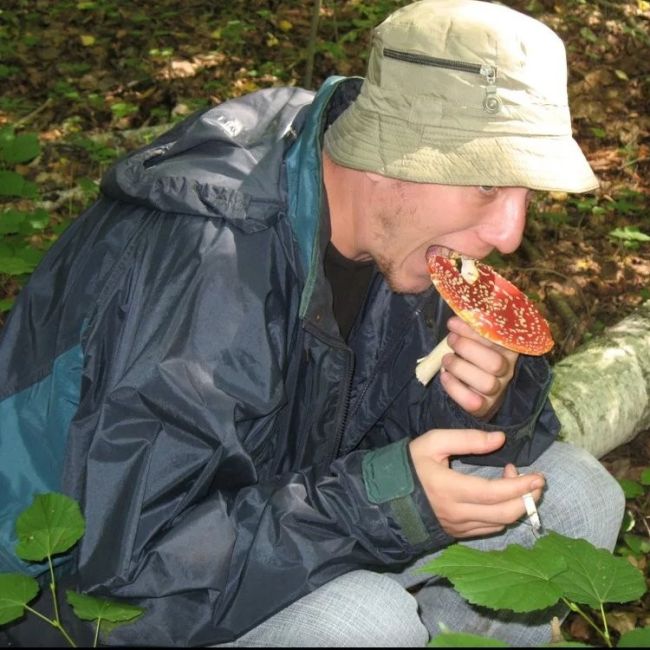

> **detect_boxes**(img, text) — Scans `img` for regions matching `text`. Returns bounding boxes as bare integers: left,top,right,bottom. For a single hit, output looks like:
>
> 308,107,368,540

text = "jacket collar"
284,76,363,325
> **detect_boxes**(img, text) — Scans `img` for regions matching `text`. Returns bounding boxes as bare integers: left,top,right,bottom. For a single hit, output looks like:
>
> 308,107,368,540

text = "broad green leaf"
640,467,650,486
19,179,38,199
419,543,567,613
428,631,509,647
14,244,45,267
536,532,646,608
543,642,591,647
617,627,650,647
0,256,35,276
0,297,15,312
1,133,40,164
0,574,39,625
0,209,26,234
66,591,144,623
618,478,645,499
15,493,85,562
26,208,50,231
0,170,25,197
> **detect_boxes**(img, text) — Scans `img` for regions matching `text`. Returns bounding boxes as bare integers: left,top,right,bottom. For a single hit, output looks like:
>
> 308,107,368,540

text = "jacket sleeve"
34,208,449,646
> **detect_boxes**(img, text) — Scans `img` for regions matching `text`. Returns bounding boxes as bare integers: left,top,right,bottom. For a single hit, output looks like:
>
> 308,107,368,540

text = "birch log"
550,300,650,459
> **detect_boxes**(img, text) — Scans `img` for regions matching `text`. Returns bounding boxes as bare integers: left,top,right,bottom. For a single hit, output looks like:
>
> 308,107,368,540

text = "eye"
479,185,497,194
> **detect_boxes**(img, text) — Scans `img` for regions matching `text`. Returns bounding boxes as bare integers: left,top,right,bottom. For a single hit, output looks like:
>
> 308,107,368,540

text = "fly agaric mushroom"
415,248,554,386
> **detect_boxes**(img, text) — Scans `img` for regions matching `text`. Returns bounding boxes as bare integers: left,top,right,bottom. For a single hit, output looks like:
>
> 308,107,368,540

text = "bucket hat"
323,0,599,192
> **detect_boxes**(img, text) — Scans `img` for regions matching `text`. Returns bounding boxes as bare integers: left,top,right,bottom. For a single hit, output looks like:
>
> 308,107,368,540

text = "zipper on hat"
383,47,501,114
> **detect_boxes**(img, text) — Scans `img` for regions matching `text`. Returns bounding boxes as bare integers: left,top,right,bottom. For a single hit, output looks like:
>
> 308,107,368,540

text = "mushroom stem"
415,336,453,386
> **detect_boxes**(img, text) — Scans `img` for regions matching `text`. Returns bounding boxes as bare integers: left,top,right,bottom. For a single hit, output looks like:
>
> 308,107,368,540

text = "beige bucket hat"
324,0,598,192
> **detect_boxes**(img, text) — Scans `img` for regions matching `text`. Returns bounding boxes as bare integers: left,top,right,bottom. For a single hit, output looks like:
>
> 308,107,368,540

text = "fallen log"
550,300,650,459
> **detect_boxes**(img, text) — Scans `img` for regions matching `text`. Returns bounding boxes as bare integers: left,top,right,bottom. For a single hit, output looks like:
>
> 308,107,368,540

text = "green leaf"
618,627,650,648
0,297,15,312
609,227,650,243
419,543,567,613
15,493,85,562
623,533,650,556
0,574,40,625
0,256,35,276
0,170,25,197
26,208,50,231
640,467,650,486
619,478,645,499
0,126,15,146
66,591,144,624
1,133,40,164
0,209,26,234
536,532,646,608
428,631,510,647
579,26,598,43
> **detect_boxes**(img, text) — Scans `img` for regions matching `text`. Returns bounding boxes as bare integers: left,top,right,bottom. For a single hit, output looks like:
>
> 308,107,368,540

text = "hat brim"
324,105,599,193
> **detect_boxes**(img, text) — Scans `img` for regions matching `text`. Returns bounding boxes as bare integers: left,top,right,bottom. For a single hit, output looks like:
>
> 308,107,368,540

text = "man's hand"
409,429,544,538
440,316,519,419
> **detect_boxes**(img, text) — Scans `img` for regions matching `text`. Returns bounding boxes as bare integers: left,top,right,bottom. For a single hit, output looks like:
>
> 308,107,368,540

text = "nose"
479,189,530,254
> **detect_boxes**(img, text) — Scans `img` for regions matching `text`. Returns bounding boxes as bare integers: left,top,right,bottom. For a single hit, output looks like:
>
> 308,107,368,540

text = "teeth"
426,245,454,260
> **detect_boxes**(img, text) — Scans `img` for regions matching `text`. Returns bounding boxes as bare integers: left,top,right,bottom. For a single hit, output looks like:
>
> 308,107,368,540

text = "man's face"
358,178,533,294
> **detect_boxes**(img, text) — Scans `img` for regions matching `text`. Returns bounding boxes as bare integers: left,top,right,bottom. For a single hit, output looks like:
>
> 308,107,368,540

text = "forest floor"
0,0,649,645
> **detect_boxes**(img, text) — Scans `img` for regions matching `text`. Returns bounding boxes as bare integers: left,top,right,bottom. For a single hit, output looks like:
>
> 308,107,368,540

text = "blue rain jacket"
0,77,559,645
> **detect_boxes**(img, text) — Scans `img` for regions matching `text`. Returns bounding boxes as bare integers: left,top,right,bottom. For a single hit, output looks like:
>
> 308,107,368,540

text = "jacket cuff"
362,439,452,549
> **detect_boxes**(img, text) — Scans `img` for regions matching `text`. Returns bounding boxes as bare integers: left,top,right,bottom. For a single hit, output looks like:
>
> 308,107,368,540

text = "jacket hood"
101,86,315,230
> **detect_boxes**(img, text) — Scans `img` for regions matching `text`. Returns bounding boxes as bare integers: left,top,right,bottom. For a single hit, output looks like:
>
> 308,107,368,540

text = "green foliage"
0,574,39,625
15,493,85,562
420,532,647,647
419,541,567,612
0,126,48,301
0,492,144,647
429,631,510,647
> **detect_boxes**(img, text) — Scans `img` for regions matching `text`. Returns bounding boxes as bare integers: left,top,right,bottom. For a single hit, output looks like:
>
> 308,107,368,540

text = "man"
0,0,624,646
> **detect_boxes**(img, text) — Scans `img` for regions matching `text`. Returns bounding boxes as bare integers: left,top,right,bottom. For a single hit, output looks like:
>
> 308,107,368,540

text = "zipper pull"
480,64,501,114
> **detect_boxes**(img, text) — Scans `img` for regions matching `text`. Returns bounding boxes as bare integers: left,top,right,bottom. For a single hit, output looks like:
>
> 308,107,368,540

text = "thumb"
423,429,506,463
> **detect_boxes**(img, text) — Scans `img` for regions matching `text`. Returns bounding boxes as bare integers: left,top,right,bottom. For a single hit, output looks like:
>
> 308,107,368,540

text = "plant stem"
24,605,56,625
93,618,101,647
600,602,611,646
563,598,611,647
48,555,61,626
47,553,76,647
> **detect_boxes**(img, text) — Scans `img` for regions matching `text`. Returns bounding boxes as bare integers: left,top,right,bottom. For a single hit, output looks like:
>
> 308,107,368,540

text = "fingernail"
530,478,544,490
447,333,458,346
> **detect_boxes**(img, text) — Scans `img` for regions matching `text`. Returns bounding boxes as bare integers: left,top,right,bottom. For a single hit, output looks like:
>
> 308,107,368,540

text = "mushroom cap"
427,251,554,355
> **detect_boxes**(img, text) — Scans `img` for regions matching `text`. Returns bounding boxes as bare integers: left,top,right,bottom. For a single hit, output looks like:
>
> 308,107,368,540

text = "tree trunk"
550,301,650,459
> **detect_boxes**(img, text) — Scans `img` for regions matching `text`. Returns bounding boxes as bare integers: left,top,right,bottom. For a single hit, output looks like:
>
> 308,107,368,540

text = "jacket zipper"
382,47,501,114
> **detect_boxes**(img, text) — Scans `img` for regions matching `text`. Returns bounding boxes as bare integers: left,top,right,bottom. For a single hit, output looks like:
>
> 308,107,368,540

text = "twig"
303,0,322,89
13,98,53,128
547,291,580,332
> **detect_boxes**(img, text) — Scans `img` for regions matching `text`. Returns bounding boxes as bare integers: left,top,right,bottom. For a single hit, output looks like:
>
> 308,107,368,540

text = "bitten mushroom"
415,249,554,386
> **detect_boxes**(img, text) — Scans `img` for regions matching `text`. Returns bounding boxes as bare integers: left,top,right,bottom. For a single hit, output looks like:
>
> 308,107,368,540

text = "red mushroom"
415,249,554,385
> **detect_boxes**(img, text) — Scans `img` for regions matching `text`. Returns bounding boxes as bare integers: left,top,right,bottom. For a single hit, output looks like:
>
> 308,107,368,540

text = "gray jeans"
221,442,625,647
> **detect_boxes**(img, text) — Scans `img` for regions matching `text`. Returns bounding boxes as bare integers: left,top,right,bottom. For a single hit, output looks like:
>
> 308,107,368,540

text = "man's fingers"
452,490,544,524
446,333,511,379
416,428,506,462
443,467,545,506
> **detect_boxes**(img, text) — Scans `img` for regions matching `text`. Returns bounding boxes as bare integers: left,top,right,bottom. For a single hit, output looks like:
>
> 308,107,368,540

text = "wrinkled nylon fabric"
0,77,560,646
0,344,83,575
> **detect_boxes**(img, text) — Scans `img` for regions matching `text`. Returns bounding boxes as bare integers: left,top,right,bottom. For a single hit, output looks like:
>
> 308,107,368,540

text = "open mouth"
425,245,455,260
